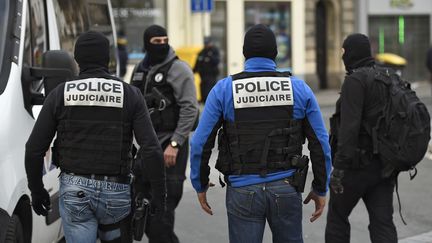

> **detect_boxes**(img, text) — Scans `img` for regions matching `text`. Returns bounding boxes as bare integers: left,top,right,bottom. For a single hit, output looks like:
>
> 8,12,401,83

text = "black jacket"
25,68,165,200
333,59,387,169
193,46,220,76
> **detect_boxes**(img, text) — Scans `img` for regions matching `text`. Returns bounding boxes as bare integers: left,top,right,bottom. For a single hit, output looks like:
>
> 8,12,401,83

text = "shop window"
111,0,167,60
369,15,430,81
211,1,227,78
245,2,292,70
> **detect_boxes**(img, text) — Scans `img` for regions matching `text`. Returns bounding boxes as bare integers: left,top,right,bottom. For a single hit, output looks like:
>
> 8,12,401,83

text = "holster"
131,192,150,241
289,155,309,193
51,146,59,167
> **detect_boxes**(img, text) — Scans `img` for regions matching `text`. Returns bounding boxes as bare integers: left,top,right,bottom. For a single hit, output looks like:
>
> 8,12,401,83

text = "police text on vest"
232,77,294,109
64,78,124,108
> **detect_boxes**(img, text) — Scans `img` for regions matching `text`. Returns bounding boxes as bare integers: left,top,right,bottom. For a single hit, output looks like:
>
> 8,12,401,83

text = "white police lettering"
64,78,124,108
232,77,294,109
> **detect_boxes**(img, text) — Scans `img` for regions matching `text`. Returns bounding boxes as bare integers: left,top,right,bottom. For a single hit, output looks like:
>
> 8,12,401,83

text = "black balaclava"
342,33,374,72
243,24,278,61
74,31,110,71
143,25,169,65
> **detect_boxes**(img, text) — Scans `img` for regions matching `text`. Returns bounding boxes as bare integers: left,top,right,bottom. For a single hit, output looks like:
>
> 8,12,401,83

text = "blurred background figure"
426,46,432,94
117,30,129,79
193,36,220,103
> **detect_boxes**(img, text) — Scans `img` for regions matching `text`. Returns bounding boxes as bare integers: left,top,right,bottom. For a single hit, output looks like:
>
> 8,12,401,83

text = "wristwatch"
170,140,179,148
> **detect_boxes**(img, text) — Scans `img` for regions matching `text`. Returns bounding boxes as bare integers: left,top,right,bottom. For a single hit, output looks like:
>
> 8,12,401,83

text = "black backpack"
362,67,430,178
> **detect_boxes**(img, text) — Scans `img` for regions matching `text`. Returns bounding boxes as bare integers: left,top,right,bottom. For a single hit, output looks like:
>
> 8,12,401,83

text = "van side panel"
0,208,11,242
0,0,62,242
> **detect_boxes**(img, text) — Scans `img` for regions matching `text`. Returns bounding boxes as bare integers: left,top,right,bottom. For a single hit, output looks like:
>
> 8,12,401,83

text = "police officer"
193,36,220,103
131,25,198,243
190,24,331,243
325,34,398,243
25,31,166,243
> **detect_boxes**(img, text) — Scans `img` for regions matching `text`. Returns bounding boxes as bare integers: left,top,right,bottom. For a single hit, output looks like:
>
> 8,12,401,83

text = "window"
23,0,48,67
52,0,89,53
88,3,111,27
245,2,292,69
211,1,227,78
111,0,166,60
0,0,8,73
53,0,117,73
0,0,11,95
369,15,430,81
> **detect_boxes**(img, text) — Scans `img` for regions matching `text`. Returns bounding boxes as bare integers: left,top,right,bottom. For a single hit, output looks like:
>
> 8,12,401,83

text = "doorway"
316,0,327,89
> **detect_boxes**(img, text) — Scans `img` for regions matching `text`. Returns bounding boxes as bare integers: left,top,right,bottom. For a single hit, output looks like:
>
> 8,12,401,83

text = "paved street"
136,82,432,243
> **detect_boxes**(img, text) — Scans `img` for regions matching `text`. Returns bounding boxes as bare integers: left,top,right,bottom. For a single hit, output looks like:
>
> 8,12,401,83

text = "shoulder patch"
133,72,144,81
232,76,294,109
154,73,164,82
64,78,124,108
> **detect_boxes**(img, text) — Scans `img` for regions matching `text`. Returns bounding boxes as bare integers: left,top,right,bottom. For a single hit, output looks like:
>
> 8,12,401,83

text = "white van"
0,0,118,242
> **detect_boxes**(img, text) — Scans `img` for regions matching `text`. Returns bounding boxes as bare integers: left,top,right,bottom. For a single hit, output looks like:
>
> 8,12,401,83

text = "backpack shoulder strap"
357,67,384,153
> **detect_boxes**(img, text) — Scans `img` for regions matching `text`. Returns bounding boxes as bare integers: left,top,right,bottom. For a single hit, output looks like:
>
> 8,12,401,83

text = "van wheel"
4,214,24,243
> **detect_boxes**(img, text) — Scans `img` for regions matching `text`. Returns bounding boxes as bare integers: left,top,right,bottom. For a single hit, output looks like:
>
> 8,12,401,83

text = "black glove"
31,188,51,216
330,169,345,194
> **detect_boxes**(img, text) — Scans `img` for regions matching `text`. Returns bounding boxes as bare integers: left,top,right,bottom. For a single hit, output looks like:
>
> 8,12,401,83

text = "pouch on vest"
215,127,232,173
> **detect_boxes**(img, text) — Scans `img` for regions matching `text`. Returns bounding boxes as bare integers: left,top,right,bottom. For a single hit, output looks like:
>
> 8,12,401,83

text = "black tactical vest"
53,78,133,175
216,71,304,176
131,57,179,132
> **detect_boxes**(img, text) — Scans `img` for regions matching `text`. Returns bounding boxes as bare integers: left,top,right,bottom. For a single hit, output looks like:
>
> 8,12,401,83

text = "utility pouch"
290,155,309,193
132,192,150,241
51,145,59,167
215,128,231,175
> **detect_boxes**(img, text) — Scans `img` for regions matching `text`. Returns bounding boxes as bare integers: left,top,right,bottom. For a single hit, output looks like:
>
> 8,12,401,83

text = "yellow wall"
176,46,204,101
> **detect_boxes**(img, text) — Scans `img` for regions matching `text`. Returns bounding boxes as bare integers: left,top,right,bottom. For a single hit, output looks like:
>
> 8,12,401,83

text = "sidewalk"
314,81,431,107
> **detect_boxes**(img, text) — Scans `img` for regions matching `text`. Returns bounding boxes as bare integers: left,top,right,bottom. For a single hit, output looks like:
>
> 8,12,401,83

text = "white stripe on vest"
64,78,124,108
232,76,294,109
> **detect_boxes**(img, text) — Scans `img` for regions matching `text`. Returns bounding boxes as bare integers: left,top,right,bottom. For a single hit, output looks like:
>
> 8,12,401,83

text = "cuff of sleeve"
171,133,186,146
195,183,209,193
313,188,327,197
195,188,206,193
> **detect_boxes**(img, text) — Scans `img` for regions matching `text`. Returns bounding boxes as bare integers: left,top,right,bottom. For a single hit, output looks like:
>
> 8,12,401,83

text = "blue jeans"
226,178,303,243
59,173,131,243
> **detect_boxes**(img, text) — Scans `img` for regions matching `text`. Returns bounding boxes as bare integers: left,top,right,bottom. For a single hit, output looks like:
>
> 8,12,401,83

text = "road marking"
399,231,432,243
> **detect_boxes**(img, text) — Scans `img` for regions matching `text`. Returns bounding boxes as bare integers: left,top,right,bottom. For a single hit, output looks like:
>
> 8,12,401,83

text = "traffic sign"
191,0,213,12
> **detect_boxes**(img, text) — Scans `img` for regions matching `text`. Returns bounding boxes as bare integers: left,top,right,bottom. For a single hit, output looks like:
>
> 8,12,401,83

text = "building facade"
112,0,358,89
358,0,431,81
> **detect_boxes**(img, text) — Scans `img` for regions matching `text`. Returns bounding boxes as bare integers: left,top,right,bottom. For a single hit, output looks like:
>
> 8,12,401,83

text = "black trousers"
199,74,217,103
141,138,189,243
325,163,397,243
